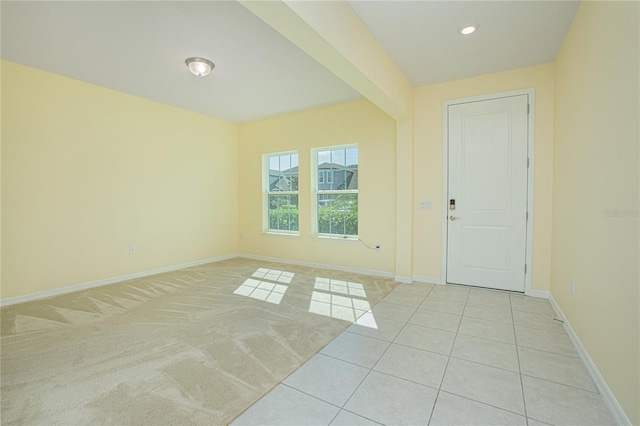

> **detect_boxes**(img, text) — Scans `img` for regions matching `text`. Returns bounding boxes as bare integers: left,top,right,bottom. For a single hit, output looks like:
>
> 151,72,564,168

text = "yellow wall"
1,61,239,299
0,60,3,292
551,2,639,423
2,7,638,420
238,99,397,274
412,63,555,290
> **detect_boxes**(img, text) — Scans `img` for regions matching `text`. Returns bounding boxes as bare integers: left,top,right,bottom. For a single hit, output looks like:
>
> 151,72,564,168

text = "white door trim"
440,89,535,295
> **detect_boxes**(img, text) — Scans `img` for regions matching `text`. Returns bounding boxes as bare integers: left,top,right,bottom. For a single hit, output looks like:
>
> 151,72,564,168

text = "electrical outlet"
419,200,433,210
571,277,575,294
129,245,136,255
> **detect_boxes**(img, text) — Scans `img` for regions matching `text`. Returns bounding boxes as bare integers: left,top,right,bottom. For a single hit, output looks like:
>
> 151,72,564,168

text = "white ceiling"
348,1,579,87
1,1,361,122
1,1,579,122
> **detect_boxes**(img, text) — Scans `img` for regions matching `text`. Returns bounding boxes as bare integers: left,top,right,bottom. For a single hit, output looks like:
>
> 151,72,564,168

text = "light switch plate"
419,200,433,210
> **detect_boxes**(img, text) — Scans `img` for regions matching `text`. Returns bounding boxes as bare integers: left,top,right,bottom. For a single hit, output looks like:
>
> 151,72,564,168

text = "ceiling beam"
239,0,413,120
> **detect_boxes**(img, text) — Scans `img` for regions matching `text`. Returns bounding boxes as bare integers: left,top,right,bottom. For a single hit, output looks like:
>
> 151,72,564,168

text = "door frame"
440,89,535,295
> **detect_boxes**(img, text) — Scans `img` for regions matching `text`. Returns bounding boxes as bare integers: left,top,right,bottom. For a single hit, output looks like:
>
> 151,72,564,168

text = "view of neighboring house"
317,162,358,191
268,163,358,193
269,166,298,192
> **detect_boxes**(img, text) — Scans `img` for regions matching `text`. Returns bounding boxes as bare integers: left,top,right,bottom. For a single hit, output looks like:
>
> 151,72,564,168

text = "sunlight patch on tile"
353,311,378,329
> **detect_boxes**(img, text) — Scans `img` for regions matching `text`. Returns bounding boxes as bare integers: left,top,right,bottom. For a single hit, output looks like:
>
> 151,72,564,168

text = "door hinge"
526,211,529,221
527,158,530,168
527,104,530,114
524,264,527,274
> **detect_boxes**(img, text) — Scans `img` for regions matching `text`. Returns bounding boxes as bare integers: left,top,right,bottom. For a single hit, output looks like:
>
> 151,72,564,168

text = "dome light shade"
458,24,478,35
185,57,215,76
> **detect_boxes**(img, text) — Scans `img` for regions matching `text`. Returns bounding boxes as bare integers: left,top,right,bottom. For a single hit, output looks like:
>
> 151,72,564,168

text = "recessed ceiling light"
185,57,215,77
458,24,478,35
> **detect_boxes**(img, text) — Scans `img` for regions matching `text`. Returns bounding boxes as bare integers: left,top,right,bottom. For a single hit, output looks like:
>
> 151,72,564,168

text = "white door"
446,95,528,291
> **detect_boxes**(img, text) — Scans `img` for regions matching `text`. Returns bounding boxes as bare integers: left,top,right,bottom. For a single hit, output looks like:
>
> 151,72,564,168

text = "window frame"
263,151,300,235
311,144,359,239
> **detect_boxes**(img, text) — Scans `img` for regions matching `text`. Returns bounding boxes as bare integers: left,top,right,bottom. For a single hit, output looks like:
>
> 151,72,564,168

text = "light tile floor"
233,283,616,426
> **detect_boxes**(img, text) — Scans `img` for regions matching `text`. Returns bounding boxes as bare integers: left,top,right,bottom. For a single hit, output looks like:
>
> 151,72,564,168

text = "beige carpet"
0,258,397,425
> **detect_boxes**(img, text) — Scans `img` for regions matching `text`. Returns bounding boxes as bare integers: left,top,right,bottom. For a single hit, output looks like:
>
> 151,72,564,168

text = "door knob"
449,215,461,221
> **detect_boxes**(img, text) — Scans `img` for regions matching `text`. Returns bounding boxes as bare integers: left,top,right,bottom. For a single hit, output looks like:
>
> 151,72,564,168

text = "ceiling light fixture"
185,57,215,77
458,24,478,35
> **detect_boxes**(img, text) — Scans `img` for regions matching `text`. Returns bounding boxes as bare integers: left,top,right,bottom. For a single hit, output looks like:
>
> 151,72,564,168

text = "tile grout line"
516,345,578,359
326,288,592,425
278,383,385,426
306,351,537,421
331,286,434,424
284,285,399,425
318,351,380,370
362,320,457,339
255,285,588,425
519,373,601,395
332,408,385,426
426,287,471,425
510,294,530,424
235,273,401,425
386,339,453,357
436,389,532,419
280,383,343,411
511,323,569,335
447,354,521,375
366,369,441,392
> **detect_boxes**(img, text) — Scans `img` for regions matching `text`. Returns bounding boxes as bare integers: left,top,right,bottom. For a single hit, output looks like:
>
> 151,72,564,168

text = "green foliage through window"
268,194,299,232
318,194,358,236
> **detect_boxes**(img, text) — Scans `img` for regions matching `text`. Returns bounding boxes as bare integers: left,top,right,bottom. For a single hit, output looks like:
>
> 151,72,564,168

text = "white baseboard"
413,275,443,285
526,289,550,299
239,253,395,280
394,275,413,284
548,294,631,426
0,254,239,307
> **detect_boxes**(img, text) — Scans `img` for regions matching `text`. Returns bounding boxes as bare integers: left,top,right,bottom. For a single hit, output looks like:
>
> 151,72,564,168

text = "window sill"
262,231,300,239
312,235,359,244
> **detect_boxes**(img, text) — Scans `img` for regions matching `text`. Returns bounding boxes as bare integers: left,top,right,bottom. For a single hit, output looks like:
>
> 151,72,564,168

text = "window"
314,146,358,237
265,152,299,233
318,170,333,184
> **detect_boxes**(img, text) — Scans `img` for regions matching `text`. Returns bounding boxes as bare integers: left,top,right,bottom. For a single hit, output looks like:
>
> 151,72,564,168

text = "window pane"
317,148,357,191
317,193,358,236
269,156,280,171
269,153,298,192
268,194,299,232
287,174,299,191
346,148,358,190
345,166,358,190
346,148,358,166
332,149,346,166
280,155,291,171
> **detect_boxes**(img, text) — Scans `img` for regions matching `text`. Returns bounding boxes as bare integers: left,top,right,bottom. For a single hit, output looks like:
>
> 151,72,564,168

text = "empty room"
1,1,638,425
